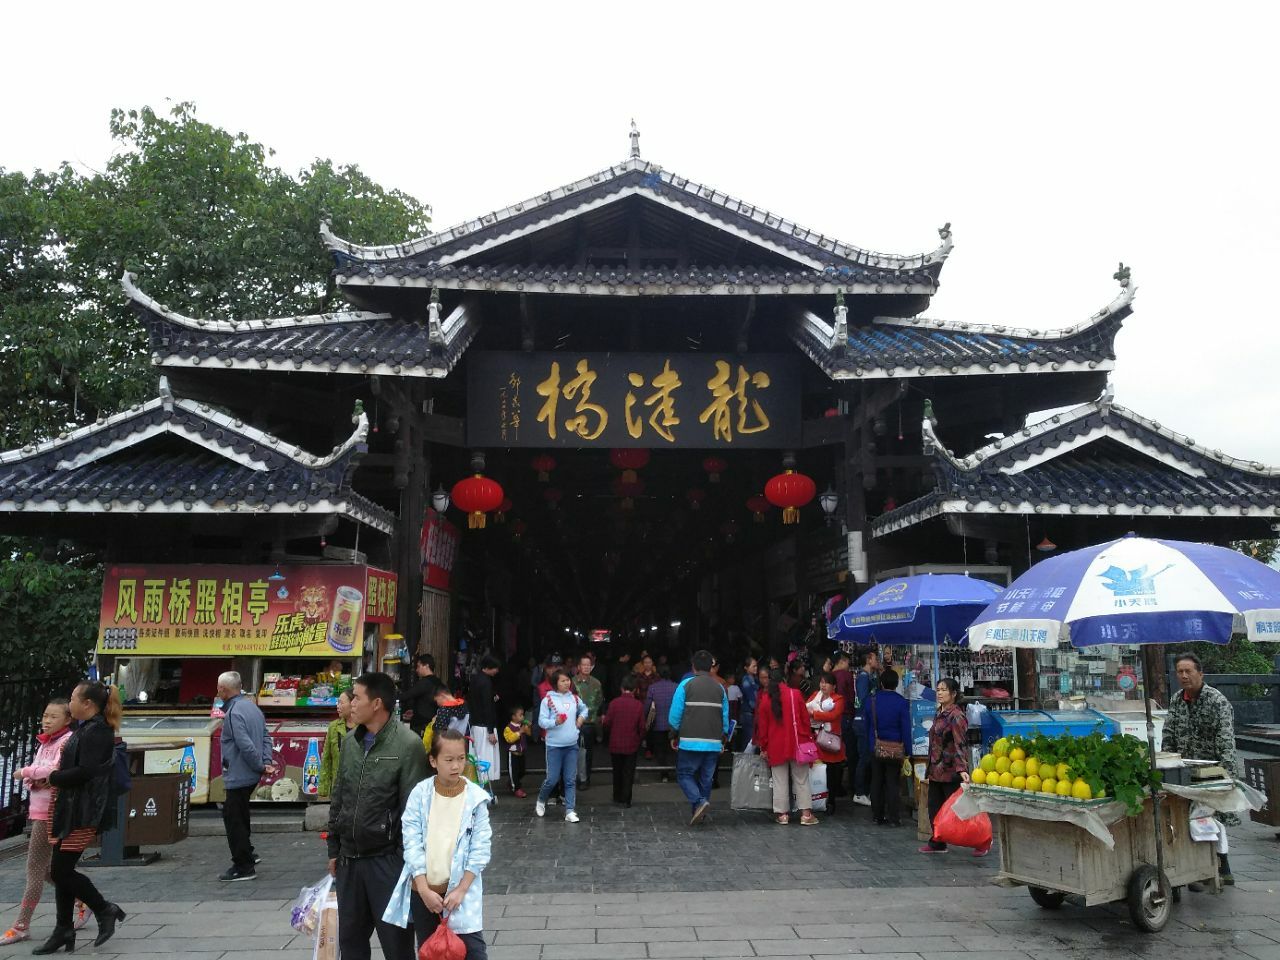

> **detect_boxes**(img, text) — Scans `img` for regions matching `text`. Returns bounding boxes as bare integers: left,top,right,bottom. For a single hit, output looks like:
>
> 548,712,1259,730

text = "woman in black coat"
34,681,127,955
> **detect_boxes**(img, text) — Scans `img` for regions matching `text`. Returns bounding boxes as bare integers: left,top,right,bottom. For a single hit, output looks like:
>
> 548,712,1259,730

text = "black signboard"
467,352,801,449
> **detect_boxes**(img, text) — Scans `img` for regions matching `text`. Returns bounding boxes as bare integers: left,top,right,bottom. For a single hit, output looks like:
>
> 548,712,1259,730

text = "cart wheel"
1028,887,1066,910
1127,865,1172,933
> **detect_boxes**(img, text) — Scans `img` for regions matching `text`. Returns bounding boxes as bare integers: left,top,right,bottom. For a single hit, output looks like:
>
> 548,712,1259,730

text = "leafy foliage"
0,102,431,448
0,542,101,683
1010,731,1162,815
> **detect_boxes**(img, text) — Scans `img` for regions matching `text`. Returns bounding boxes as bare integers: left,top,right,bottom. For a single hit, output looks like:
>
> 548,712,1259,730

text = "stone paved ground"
1,792,1278,959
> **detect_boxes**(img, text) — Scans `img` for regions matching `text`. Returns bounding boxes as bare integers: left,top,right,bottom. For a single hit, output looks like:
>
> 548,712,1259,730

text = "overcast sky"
6,2,1278,464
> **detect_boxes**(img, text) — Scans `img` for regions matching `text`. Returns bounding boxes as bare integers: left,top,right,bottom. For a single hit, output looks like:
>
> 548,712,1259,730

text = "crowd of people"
3,647,1240,959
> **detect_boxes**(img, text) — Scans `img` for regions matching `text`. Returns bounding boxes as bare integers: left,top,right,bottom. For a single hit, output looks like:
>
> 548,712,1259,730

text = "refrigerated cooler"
207,717,333,803
118,715,221,804
979,708,1119,751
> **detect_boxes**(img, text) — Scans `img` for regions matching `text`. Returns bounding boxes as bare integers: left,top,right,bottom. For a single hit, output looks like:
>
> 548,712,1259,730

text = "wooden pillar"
1141,644,1169,708
391,386,428,654
1016,650,1039,708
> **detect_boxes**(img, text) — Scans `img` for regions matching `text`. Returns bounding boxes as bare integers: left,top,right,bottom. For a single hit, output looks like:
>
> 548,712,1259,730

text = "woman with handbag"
920,677,980,854
805,672,845,767
752,664,819,826
35,681,127,955
865,669,911,826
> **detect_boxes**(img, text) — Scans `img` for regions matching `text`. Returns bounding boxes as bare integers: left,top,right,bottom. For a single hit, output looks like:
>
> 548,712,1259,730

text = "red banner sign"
420,509,460,591
364,568,398,624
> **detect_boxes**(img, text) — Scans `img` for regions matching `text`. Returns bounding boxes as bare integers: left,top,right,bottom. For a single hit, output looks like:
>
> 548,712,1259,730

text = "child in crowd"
503,706,529,798
1,699,88,946
423,687,470,754
384,729,492,959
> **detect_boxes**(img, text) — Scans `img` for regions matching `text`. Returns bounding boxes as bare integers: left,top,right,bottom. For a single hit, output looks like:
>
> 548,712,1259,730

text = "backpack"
111,742,131,797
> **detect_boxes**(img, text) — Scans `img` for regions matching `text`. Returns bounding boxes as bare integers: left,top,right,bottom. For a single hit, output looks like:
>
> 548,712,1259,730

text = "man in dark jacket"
402,654,441,735
327,672,429,960
217,671,274,882
468,655,502,789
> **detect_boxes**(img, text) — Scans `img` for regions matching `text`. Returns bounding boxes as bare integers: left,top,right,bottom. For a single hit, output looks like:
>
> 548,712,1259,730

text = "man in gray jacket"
218,671,275,881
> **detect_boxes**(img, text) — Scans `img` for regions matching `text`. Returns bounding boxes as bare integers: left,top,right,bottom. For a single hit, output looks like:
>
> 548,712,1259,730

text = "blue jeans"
538,744,578,811
675,750,718,811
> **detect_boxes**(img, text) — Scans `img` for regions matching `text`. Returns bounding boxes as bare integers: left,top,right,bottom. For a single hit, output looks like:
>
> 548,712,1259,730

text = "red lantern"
764,469,816,525
686,487,706,511
609,448,650,484
824,407,841,419
494,497,512,524
746,494,772,524
702,456,727,483
451,474,504,529
543,487,563,509
530,453,556,482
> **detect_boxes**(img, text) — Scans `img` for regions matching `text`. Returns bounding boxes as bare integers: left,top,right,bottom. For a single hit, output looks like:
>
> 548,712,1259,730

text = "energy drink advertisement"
96,563,397,657
180,744,198,793
302,738,321,796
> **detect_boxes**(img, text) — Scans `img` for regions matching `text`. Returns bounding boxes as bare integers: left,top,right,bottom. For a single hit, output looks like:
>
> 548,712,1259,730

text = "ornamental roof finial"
629,119,641,160
923,398,938,428
1113,261,1131,287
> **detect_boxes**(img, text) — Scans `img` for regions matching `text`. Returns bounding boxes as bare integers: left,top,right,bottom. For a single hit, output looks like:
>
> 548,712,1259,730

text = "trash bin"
125,773,190,846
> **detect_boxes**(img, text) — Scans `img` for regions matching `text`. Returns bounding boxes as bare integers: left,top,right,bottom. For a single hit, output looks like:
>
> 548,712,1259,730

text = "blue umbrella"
828,574,1003,645
967,535,1280,651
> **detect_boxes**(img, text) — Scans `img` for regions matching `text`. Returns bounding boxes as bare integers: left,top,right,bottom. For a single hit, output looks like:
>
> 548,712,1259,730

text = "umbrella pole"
931,607,941,687
1144,688,1167,882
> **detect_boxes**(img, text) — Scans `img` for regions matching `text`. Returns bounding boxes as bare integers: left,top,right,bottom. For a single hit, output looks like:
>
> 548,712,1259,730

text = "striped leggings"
16,821,53,928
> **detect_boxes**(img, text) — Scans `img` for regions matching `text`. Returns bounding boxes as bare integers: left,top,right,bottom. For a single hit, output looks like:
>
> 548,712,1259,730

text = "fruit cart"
958,778,1261,933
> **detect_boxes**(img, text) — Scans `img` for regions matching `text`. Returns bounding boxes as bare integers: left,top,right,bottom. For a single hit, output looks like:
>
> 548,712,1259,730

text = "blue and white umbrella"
829,574,1002,644
968,535,1280,651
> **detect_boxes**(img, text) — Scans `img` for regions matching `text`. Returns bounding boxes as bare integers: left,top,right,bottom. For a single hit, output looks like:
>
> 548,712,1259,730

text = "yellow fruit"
993,738,1011,758
1056,763,1071,782
1025,758,1040,777
1025,774,1042,793
1056,779,1072,797
1041,777,1057,794
980,754,997,773
1072,778,1092,800
1009,748,1026,763
1012,776,1027,791
998,771,1014,788
972,768,988,785
995,757,1011,775
1010,760,1026,778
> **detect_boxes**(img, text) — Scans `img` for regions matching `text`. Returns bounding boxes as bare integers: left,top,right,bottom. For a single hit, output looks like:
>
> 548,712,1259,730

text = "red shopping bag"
932,788,992,849
419,916,467,960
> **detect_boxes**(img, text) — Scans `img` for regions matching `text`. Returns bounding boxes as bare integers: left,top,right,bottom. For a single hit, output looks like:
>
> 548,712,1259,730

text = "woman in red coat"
753,663,819,826
806,672,846,765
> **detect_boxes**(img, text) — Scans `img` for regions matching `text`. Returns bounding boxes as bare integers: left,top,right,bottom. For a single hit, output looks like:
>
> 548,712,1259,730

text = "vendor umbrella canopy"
968,535,1280,652
828,574,1002,644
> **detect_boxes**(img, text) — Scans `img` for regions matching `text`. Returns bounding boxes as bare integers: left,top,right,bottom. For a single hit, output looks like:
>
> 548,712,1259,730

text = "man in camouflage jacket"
1161,652,1237,884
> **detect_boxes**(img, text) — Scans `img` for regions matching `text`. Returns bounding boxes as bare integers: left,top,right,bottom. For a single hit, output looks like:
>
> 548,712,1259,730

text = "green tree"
1185,539,1280,692
0,103,431,678
0,102,430,447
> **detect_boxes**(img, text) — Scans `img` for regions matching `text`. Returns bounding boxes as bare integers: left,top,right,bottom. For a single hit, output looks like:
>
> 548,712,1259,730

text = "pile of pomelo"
970,737,1098,800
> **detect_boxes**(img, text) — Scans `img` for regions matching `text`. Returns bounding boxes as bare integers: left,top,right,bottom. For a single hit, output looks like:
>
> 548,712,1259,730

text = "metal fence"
0,675,80,840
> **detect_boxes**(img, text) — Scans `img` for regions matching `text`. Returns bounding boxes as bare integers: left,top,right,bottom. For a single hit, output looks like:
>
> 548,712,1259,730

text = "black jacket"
468,671,498,728
404,675,441,734
49,714,116,839
326,718,429,860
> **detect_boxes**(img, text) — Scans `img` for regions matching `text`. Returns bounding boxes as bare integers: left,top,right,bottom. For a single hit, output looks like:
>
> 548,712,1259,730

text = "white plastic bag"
1189,802,1222,843
809,763,828,813
291,874,333,936
731,751,772,811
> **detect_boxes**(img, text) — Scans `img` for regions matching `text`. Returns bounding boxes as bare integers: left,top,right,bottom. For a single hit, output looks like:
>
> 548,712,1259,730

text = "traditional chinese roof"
0,380,394,533
872,393,1280,536
323,156,952,297
125,273,477,378
794,279,1132,380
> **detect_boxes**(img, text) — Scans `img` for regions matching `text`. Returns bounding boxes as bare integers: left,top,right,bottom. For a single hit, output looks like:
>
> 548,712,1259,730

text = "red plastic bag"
932,788,992,849
419,917,466,960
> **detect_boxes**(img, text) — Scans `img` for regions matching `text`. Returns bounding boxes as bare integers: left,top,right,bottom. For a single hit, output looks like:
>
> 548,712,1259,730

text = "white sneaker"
853,795,872,807
535,800,546,817
564,810,580,823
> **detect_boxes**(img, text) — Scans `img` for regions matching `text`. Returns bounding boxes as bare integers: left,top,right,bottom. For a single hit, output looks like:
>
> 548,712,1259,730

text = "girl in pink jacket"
2,699,87,945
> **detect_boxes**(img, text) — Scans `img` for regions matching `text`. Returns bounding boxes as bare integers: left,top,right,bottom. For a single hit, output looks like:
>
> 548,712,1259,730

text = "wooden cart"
992,791,1218,932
